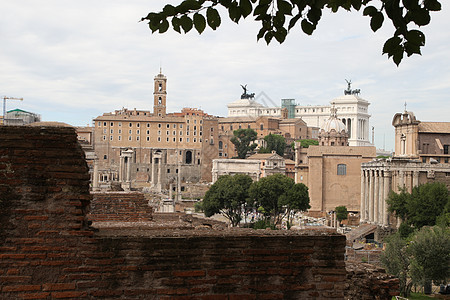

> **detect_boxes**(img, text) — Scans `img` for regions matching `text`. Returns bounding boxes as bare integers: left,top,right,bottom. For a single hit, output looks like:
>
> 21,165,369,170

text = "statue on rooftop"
240,84,255,99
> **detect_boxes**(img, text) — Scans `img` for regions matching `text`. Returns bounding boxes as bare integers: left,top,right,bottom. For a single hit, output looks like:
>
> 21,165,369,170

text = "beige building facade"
92,71,218,192
295,108,376,216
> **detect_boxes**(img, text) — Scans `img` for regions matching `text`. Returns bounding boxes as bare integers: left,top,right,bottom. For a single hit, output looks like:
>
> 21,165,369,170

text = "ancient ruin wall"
0,126,397,299
89,192,153,223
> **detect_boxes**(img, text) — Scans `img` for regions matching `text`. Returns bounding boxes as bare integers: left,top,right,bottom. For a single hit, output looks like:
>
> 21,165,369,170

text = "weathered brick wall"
345,262,399,300
0,126,397,299
88,192,153,223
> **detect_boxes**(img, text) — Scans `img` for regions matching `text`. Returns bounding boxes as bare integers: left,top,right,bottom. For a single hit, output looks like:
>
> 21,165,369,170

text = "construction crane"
2,96,23,125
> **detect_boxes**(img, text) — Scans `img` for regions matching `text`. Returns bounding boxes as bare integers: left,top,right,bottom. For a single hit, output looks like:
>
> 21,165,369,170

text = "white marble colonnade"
360,169,392,226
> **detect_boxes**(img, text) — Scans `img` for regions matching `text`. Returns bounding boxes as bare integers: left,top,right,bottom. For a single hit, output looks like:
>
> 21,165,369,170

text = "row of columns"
360,169,391,226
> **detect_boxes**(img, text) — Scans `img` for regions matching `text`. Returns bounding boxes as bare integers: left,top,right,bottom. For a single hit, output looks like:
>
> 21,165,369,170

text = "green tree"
387,182,449,231
230,128,258,159
298,139,319,148
409,226,450,289
259,134,286,156
248,173,309,226
142,0,442,65
335,205,348,224
202,174,253,226
380,232,413,297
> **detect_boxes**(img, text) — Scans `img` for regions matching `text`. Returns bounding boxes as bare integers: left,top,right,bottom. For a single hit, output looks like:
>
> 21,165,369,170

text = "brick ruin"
0,126,398,299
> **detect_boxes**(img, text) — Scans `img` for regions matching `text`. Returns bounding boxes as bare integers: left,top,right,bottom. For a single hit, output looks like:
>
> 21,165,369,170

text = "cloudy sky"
1,1,449,151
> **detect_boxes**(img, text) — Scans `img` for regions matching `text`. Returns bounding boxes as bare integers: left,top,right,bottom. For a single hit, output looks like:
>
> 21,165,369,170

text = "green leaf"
273,12,286,29
162,4,176,15
424,0,442,11
264,31,274,44
370,12,384,32
301,19,315,35
351,0,362,10
193,13,206,34
406,29,425,46
288,14,301,30
207,7,221,30
274,27,288,43
307,7,322,24
382,36,402,56
277,0,292,15
402,0,420,10
363,6,377,16
229,2,242,23
411,8,431,26
393,50,404,66
254,2,270,16
240,0,253,18
180,15,193,33
257,27,267,40
172,16,181,33
159,19,170,33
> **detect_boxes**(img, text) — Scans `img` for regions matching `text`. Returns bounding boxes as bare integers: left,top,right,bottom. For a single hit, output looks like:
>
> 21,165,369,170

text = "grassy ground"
407,292,436,299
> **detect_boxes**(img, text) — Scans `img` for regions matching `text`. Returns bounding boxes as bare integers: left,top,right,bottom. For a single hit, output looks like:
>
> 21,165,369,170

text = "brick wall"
88,192,153,223
0,126,398,299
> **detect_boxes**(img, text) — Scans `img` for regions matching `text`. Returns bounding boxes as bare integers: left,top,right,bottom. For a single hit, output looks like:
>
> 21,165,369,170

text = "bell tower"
153,70,167,117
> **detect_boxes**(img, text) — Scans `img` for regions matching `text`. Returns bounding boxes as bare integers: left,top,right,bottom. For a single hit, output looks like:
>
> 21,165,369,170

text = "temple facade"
361,110,450,227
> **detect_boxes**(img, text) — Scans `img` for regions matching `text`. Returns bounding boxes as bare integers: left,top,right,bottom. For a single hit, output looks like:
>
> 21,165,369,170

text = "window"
128,136,132,141
173,131,176,135
146,136,150,141
110,122,114,126
158,137,161,142
129,122,132,127
110,136,113,141
219,141,223,150
187,138,190,142
98,122,101,127
158,123,162,128
147,123,150,128
166,131,169,135
129,130,132,134
147,130,150,135
158,130,161,135
103,122,107,126
167,169,170,173
230,125,233,130
180,124,183,129
173,137,176,142
137,130,140,134
104,155,107,159
194,138,197,143
118,122,122,127
444,145,449,154
337,164,347,175
260,124,263,130
102,135,106,141
137,123,140,128
136,136,140,141
166,124,170,128
118,136,121,141
118,129,122,134
166,137,169,142
180,138,183,142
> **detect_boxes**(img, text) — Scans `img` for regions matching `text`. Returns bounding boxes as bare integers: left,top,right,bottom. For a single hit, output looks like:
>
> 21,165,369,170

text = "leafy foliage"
298,139,319,148
142,0,442,65
202,174,253,226
409,226,450,287
248,173,310,226
259,134,286,156
230,128,258,159
381,226,450,297
380,232,413,297
335,205,348,223
387,182,449,231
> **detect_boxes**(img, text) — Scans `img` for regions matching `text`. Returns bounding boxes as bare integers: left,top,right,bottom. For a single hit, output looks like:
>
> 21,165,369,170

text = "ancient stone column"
413,171,419,187
378,170,384,225
93,156,99,191
151,156,155,186
399,170,404,190
383,171,391,226
157,156,162,193
364,170,369,221
119,154,124,183
368,170,374,222
374,170,379,224
360,169,365,223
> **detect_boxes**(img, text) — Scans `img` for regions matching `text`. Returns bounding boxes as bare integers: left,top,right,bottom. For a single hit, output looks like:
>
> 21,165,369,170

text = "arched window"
185,150,192,164
337,164,347,175
218,141,223,150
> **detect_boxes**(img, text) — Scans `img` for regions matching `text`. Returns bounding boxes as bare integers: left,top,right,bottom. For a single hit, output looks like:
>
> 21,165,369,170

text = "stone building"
295,108,376,216
226,82,371,146
91,71,218,193
211,151,287,182
361,110,450,227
